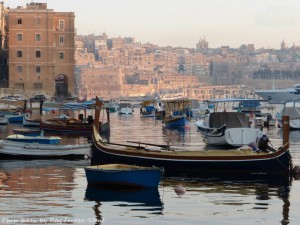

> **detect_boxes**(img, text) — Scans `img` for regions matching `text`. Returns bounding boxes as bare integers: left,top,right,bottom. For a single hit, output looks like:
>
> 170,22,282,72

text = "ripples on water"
1,111,300,224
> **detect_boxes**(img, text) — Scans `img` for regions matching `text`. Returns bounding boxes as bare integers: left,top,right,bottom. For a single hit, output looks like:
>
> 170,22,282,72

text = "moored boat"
40,99,110,134
162,99,192,128
255,84,300,104
12,128,41,136
277,100,300,130
0,139,91,159
195,111,265,146
23,112,40,127
91,102,292,175
0,117,8,125
84,164,164,188
5,133,61,144
118,103,133,114
5,114,23,123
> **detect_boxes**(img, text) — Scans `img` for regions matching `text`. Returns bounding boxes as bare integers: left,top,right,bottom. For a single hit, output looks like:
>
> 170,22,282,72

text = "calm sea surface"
1,110,300,225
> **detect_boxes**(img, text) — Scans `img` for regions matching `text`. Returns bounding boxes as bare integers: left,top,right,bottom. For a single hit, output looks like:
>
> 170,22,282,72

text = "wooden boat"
0,140,91,159
84,164,164,188
140,100,162,118
91,105,292,175
162,99,192,128
40,117,96,133
40,99,110,134
104,100,119,113
118,103,133,114
23,112,40,127
277,100,300,130
12,128,41,136
195,112,265,146
4,114,23,123
5,133,61,144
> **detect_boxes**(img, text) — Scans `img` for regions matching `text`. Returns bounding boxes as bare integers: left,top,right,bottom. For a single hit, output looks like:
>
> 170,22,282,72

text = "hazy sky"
6,0,300,49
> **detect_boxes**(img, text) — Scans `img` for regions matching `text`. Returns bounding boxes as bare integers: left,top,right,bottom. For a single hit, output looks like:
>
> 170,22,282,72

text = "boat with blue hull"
5,134,61,144
84,164,164,188
162,99,192,128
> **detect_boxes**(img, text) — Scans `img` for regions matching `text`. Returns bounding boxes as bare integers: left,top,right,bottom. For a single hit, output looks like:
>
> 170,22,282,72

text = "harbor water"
1,110,300,225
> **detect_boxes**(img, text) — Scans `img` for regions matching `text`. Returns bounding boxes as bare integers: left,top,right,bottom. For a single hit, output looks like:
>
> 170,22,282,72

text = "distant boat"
0,117,8,125
277,100,300,130
84,164,164,188
23,113,40,127
12,128,41,136
4,114,23,123
140,100,163,117
162,99,192,128
118,103,133,114
104,100,119,113
5,133,61,145
255,84,300,104
40,99,110,134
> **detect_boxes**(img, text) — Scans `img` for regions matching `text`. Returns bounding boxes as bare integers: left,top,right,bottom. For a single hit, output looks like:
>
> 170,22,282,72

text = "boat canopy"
209,112,250,128
282,107,300,119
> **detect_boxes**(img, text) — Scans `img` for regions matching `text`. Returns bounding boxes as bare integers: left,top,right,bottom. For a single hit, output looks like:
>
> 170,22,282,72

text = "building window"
17,51,22,58
17,18,22,24
17,34,23,41
59,36,64,44
59,20,65,30
35,34,41,41
17,65,22,73
34,82,42,90
59,52,64,59
36,66,41,73
36,51,41,58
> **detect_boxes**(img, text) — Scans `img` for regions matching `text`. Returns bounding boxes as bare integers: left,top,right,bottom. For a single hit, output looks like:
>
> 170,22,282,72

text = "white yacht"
254,84,300,104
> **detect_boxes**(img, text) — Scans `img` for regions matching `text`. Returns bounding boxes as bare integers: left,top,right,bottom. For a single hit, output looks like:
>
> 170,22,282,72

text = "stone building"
78,67,123,100
0,1,8,87
7,2,75,98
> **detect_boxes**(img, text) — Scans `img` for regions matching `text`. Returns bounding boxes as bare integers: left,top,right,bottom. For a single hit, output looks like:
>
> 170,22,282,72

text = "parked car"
1,96,17,101
0,95,23,101
29,94,50,102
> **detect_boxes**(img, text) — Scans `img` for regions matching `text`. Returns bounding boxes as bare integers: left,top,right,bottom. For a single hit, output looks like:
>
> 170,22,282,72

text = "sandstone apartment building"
8,2,75,98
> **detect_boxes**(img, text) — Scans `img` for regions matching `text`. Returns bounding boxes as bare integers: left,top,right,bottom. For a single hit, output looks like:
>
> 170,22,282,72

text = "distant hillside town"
1,2,300,101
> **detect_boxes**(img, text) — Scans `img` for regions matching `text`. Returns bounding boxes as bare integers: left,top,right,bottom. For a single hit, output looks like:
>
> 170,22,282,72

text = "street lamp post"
37,76,41,95
19,78,24,99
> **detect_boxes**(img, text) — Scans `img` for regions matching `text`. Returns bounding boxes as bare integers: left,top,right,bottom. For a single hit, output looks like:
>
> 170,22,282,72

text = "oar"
105,141,145,149
127,141,170,149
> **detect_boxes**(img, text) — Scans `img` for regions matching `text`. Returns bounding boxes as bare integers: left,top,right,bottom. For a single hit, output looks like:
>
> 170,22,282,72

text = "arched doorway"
55,74,68,98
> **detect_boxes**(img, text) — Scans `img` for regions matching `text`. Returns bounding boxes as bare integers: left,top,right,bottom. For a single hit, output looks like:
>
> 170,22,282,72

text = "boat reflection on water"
162,125,192,146
84,185,163,211
162,174,292,225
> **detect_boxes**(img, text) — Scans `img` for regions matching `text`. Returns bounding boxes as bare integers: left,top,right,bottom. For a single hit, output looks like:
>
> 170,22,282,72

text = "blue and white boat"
162,99,192,128
118,103,133,114
5,133,61,144
84,164,164,188
5,114,23,123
